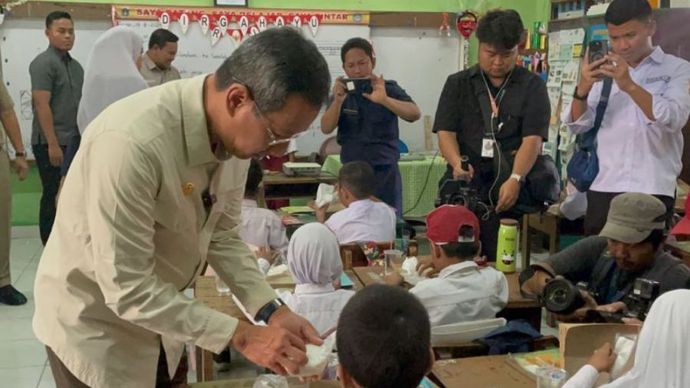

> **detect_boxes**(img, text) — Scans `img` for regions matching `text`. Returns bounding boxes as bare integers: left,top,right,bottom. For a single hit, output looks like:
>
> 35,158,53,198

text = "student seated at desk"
520,193,690,322
278,223,354,334
385,205,509,327
241,159,289,274
315,161,396,243
562,289,690,388
336,284,434,388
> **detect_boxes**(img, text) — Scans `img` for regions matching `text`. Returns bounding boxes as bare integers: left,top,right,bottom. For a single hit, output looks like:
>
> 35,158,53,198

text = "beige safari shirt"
140,52,181,87
33,75,277,387
0,81,14,145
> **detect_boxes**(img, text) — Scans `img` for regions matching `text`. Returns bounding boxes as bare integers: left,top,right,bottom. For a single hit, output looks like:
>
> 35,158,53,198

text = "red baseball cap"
426,205,480,244
671,195,690,236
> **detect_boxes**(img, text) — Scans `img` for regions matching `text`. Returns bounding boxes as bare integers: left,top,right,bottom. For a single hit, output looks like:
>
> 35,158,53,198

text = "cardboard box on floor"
190,377,340,388
560,323,640,384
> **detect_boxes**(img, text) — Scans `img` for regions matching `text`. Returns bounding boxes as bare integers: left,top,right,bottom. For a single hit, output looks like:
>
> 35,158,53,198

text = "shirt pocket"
367,105,397,140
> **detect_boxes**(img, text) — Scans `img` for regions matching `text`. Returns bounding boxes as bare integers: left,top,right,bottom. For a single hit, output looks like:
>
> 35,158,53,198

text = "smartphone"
588,40,609,66
341,77,373,94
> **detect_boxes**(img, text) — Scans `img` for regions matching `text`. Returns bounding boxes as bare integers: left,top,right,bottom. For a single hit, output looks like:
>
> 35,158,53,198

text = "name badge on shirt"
482,138,495,158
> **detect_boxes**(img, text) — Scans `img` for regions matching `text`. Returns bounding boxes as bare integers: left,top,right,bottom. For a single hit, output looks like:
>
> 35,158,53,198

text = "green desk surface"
321,154,446,218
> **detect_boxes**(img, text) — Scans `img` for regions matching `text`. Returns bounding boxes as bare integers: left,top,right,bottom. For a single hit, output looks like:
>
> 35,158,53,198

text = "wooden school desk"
193,273,363,382
258,172,337,207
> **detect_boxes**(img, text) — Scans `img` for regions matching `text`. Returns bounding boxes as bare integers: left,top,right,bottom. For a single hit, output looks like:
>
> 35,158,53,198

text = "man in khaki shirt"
0,77,30,306
33,28,331,387
140,28,181,87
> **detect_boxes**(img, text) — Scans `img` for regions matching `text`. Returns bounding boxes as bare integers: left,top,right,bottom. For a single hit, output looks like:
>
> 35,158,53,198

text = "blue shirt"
337,80,413,166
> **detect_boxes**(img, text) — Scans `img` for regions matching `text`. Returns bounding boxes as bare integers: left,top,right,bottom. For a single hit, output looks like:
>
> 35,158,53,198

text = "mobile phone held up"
341,77,373,94
588,40,609,68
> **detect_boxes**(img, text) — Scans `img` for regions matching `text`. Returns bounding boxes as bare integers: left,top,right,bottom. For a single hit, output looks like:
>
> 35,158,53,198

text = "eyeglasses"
233,77,299,147
253,101,300,147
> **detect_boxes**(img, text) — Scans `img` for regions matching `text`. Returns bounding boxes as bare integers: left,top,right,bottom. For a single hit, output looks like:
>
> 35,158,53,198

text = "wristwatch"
573,86,589,101
254,298,286,324
509,173,523,184
15,151,26,158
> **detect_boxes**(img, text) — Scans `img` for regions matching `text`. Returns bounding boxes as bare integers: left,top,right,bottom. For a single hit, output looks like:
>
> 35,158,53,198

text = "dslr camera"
542,277,660,323
435,158,491,219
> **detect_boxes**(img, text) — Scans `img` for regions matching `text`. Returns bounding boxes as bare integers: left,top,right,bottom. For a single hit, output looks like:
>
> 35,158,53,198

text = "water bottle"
496,218,518,273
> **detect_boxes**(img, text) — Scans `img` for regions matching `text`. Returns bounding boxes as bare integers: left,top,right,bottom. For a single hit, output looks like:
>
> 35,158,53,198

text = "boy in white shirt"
317,161,396,243
386,205,509,327
240,159,289,273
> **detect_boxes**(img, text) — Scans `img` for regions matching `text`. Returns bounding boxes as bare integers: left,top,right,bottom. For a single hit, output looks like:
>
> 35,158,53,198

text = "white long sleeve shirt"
409,261,509,327
325,199,396,244
561,47,690,197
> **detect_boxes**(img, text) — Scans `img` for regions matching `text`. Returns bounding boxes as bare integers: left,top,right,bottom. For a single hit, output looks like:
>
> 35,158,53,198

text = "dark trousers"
32,144,65,245
585,190,675,236
372,164,402,216
46,344,188,387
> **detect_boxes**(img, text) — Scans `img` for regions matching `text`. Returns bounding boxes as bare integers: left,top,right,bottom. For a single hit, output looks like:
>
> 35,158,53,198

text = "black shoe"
0,285,28,306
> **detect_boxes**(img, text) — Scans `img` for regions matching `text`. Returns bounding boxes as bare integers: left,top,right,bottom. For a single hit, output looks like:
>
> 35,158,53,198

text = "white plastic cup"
215,277,230,296
536,366,567,388
383,249,404,275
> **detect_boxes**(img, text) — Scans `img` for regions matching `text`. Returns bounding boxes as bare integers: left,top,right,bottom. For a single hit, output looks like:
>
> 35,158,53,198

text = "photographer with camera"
520,193,690,322
321,38,421,215
563,0,690,236
433,9,553,261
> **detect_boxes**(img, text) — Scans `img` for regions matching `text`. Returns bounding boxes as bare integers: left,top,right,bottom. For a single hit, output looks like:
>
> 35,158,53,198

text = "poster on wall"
215,0,248,6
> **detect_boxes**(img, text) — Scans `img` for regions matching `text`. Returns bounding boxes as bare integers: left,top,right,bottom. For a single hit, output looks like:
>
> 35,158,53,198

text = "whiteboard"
0,17,368,158
1,19,111,159
0,19,462,158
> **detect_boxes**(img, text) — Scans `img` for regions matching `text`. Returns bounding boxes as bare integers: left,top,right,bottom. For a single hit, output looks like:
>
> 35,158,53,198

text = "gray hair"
214,27,330,113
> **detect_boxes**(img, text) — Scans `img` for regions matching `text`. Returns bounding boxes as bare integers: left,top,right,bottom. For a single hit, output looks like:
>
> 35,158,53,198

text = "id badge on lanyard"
481,71,511,159
482,90,505,159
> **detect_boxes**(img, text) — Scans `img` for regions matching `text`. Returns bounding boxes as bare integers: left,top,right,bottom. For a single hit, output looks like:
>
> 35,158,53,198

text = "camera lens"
543,278,585,315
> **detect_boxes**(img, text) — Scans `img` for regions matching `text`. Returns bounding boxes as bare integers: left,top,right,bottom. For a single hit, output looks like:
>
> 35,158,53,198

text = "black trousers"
585,190,675,236
32,144,66,245
372,163,402,217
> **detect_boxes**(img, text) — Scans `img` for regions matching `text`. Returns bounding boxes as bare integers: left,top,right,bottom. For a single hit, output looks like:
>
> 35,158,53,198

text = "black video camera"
542,277,660,323
435,159,491,219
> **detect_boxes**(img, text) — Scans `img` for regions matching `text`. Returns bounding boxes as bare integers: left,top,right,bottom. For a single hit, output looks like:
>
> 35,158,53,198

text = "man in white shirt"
562,0,690,235
241,158,289,274
386,205,508,327
316,161,396,244
33,28,331,387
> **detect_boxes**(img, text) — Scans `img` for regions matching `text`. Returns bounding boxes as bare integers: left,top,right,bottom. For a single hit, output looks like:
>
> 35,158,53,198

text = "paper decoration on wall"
308,15,320,36
456,11,478,39
439,13,450,37
159,12,171,30
257,15,268,31
211,26,222,46
239,16,250,35
199,14,210,35
230,29,243,45
179,13,190,34
113,5,369,46
218,15,229,35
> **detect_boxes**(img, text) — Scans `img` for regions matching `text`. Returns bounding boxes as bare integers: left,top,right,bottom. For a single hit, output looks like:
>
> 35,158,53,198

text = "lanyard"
480,69,513,121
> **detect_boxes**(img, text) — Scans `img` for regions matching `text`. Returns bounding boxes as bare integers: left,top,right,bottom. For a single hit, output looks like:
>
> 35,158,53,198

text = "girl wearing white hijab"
563,289,690,388
61,25,148,176
280,223,355,335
